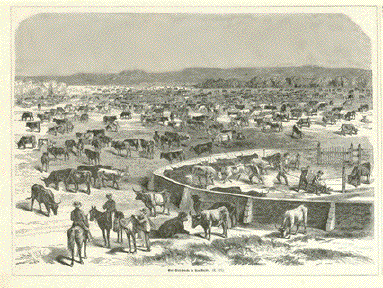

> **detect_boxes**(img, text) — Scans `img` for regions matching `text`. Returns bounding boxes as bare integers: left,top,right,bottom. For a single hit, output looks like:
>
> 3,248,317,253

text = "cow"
77,165,112,187
208,202,237,228
112,141,131,157
191,206,229,240
53,118,67,126
25,121,40,133
98,168,128,190
358,104,369,112
97,135,112,147
66,169,92,194
65,140,77,156
341,124,358,136
120,111,131,119
221,163,263,184
160,149,185,163
84,149,101,165
123,138,140,151
262,153,281,168
27,184,61,216
276,205,308,238
157,212,189,238
37,113,51,122
80,113,89,123
86,129,105,138
192,165,218,186
344,111,356,121
164,131,181,147
47,126,59,136
21,112,33,121
190,142,213,155
262,121,282,132
296,118,310,128
103,115,117,124
17,135,36,149
348,162,371,187
47,147,69,160
133,188,170,217
236,152,259,164
40,152,49,172
41,168,72,190
139,139,155,154
332,107,343,112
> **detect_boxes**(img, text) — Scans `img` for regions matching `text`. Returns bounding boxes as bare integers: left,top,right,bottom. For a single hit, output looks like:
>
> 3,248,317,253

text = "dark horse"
67,226,87,266
113,211,125,243
89,206,112,248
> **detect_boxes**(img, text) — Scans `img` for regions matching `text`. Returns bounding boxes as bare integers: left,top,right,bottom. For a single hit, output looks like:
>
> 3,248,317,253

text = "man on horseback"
103,193,116,225
70,201,90,238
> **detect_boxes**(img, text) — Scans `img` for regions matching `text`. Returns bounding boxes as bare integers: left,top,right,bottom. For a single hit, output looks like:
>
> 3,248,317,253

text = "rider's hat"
73,201,82,208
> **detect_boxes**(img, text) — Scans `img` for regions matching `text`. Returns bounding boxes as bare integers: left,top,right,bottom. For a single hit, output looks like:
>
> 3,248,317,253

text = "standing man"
276,152,289,186
70,201,90,238
103,194,116,225
136,208,152,252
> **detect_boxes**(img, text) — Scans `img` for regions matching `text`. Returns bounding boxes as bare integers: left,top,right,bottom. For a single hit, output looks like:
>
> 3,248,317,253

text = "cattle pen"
153,149,373,232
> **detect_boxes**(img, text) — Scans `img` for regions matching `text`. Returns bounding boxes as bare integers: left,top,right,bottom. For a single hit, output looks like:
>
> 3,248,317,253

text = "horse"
222,163,263,184
67,226,87,266
89,206,112,248
119,215,150,253
113,211,125,243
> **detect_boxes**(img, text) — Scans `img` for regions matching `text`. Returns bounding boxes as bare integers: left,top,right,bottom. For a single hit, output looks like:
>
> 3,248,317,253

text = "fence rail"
316,143,372,165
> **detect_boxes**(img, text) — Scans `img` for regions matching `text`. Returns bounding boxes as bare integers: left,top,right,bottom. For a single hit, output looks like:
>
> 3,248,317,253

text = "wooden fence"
316,142,372,165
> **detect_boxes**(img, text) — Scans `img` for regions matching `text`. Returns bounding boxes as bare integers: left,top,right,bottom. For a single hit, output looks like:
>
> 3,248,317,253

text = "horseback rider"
276,152,289,186
70,201,90,238
103,193,116,225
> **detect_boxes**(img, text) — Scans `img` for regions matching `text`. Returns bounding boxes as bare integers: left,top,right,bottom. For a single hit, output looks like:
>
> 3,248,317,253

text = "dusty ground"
12,103,375,274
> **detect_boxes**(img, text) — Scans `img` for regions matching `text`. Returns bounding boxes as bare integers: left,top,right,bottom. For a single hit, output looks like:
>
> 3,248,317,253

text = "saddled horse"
119,215,150,253
113,211,125,243
67,226,87,266
89,206,112,248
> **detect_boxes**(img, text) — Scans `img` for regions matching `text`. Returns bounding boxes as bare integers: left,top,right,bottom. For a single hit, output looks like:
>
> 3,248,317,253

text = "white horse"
222,163,264,184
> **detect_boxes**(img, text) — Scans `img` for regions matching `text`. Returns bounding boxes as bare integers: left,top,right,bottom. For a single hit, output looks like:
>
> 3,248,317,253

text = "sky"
14,12,373,76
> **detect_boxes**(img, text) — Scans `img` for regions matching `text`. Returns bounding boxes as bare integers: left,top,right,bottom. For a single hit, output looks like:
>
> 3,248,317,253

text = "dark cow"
133,188,170,217
17,135,36,149
123,138,140,151
120,111,131,119
190,142,213,155
37,113,51,122
191,206,229,240
112,141,131,157
208,202,237,228
21,112,33,121
86,129,105,138
66,169,92,194
27,184,61,216
262,153,281,168
65,140,77,156
160,149,185,163
84,149,101,165
157,212,189,238
47,147,69,160
53,118,67,125
40,152,49,172
41,168,72,190
236,152,258,164
80,113,89,123
348,162,371,187
103,115,117,124
77,165,112,187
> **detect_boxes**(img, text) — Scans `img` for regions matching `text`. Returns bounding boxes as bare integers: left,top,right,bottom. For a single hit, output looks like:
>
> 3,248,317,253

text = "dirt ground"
12,104,375,273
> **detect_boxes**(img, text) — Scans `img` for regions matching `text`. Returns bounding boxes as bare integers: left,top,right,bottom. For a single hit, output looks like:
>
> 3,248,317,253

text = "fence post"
357,144,362,165
326,202,336,231
348,143,353,163
316,142,321,165
342,164,346,193
243,198,253,224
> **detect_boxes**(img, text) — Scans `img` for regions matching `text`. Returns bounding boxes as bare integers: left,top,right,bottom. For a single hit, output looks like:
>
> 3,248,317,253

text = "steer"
157,212,189,238
191,206,229,240
86,129,105,138
103,115,117,124
41,168,72,190
160,149,185,163
123,138,140,151
27,184,61,216
112,141,130,157
47,146,69,160
40,152,49,172
17,136,36,149
190,142,213,155
98,168,127,190
208,202,237,228
84,149,100,165
276,205,308,238
133,188,170,217
66,169,92,194
120,111,131,119
77,165,112,187
26,121,41,132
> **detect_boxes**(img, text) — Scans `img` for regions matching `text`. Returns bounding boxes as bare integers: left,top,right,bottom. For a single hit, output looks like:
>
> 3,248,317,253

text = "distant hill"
16,66,372,88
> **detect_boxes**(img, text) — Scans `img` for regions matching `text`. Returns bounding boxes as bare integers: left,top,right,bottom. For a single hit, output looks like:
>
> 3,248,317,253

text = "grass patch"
294,248,372,262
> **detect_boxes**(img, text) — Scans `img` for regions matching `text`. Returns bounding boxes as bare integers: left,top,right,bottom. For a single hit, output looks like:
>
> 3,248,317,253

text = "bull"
41,168,72,190
133,188,170,217
191,206,229,240
98,168,128,190
66,169,92,194
26,121,41,132
27,184,61,216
